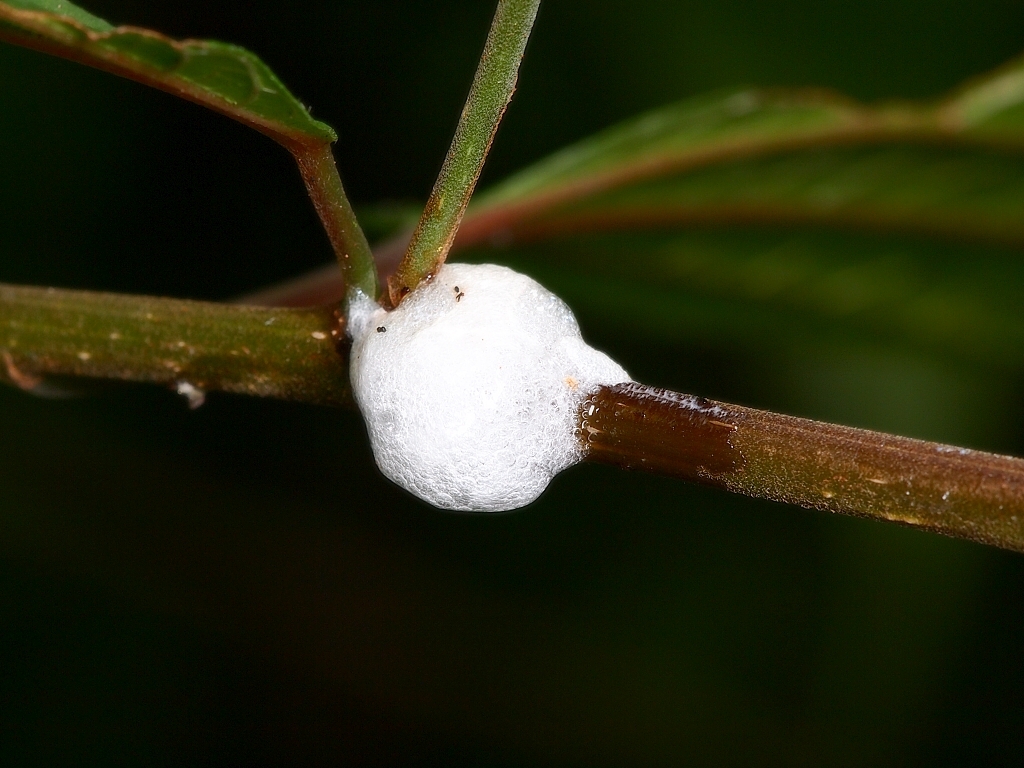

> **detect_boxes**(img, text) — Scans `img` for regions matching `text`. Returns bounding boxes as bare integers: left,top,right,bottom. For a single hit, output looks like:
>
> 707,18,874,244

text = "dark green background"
2,1,1024,764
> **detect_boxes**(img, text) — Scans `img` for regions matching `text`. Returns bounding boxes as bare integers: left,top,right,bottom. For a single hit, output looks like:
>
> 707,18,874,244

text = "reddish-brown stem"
583,383,1024,552
292,143,378,300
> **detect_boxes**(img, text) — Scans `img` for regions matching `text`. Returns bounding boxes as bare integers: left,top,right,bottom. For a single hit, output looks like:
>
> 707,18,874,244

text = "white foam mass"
348,263,631,512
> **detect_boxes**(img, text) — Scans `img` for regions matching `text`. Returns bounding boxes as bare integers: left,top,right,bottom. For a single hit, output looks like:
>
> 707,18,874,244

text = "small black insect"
454,286,465,302
377,326,386,333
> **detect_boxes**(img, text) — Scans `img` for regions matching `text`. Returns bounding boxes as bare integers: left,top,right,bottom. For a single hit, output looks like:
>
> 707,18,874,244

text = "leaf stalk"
292,143,378,302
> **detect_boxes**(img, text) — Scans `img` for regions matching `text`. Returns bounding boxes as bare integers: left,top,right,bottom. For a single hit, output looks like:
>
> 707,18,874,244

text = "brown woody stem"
583,382,1024,552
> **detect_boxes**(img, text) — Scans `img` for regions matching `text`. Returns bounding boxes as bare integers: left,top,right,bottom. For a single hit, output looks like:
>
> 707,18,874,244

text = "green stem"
386,0,541,307
0,284,351,406
292,143,378,302
583,383,1024,553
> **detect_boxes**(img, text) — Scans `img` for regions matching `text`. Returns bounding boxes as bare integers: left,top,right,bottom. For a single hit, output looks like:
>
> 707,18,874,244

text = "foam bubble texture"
348,263,631,512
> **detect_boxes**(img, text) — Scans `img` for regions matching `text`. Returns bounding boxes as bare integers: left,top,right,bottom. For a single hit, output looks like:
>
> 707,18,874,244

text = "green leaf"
0,0,335,148
441,55,1024,371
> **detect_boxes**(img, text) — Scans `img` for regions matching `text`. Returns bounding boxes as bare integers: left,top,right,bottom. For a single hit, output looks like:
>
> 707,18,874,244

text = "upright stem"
387,0,541,307
292,143,378,302
583,383,1024,552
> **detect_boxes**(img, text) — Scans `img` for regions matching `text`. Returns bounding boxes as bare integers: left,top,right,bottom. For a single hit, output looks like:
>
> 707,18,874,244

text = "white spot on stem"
176,381,206,409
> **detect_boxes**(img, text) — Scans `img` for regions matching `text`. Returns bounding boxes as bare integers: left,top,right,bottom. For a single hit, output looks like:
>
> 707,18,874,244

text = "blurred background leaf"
2,0,1024,764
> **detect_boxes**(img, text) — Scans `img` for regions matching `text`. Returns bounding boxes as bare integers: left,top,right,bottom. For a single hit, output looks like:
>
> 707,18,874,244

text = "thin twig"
583,383,1024,552
292,143,378,301
386,0,541,307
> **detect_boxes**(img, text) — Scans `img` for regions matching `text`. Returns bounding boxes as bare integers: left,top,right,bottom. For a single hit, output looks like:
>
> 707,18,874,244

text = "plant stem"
386,0,541,308
7,281,1024,553
292,143,378,302
582,383,1024,552
0,284,351,406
